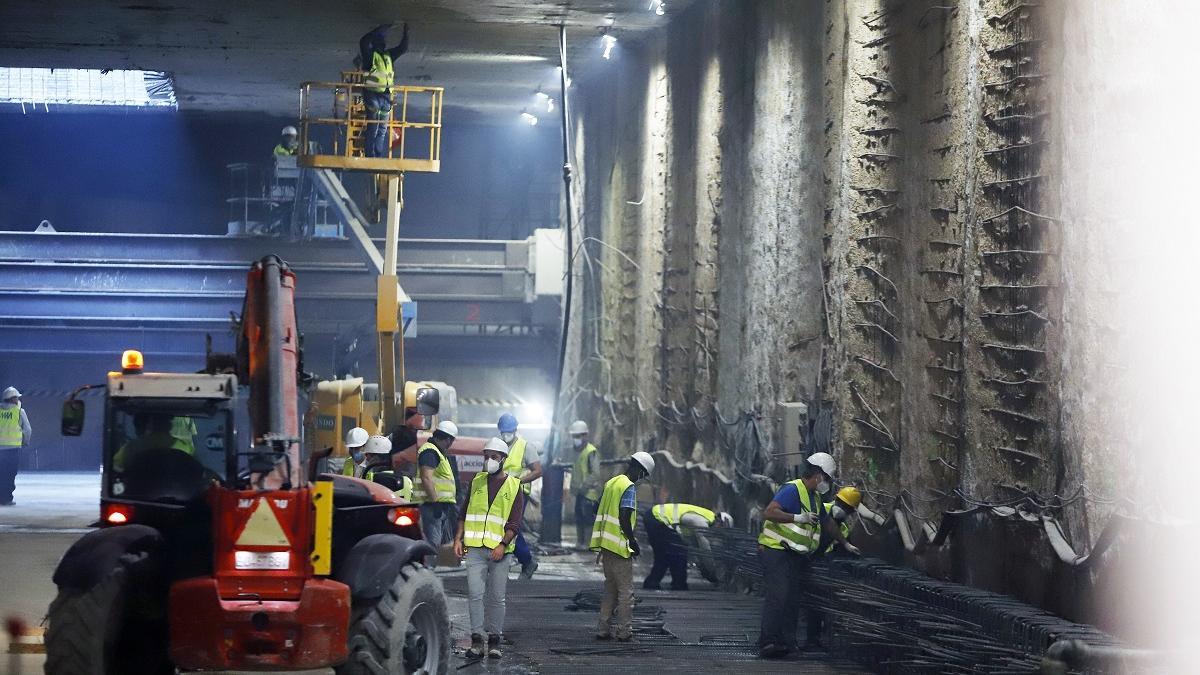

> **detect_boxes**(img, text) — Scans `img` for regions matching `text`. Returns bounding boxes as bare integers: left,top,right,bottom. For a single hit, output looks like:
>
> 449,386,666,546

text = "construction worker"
413,420,459,566
821,486,863,556
169,416,197,454
591,451,655,642
341,426,370,477
569,420,601,548
757,451,849,658
353,434,411,500
0,387,31,506
642,503,733,591
359,22,409,158
273,126,299,156
497,413,542,578
113,413,192,472
453,437,524,660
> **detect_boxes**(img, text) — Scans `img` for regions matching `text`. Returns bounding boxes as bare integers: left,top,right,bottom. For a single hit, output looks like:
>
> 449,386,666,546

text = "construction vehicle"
47,256,450,674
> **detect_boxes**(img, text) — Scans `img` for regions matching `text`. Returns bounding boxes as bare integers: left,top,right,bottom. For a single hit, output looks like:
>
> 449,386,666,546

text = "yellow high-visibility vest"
365,52,394,93
573,443,599,501
411,442,457,504
591,475,636,558
501,437,531,494
651,503,715,530
758,479,821,553
463,473,520,553
0,407,21,447
821,500,852,554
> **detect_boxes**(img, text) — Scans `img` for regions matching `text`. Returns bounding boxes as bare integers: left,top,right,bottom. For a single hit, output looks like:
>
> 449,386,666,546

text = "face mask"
572,437,585,449
831,505,847,522
500,432,516,444
351,450,364,463
817,480,831,495
485,459,501,474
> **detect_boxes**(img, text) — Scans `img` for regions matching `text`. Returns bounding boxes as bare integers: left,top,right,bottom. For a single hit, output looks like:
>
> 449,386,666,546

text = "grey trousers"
597,549,634,638
465,547,511,636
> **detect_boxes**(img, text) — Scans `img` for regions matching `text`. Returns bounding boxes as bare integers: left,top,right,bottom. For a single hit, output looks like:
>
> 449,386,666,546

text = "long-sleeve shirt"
0,403,30,448
458,472,525,537
359,25,409,73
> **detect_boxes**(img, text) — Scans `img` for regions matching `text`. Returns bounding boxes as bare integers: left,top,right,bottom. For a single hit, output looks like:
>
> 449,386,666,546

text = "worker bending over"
757,452,849,658
591,451,655,641
453,437,524,660
642,503,733,591
412,420,459,566
568,420,601,548
497,413,542,579
821,486,862,556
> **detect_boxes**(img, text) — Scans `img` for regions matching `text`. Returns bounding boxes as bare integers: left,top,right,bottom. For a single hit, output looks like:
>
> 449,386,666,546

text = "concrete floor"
0,473,864,674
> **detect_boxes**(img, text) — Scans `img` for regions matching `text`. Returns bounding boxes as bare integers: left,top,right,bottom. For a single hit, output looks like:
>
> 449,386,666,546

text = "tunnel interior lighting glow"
602,34,618,60
520,110,539,126
0,67,177,109
651,0,666,16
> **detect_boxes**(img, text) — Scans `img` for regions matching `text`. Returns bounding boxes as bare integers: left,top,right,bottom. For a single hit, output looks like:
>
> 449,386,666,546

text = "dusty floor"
0,473,864,675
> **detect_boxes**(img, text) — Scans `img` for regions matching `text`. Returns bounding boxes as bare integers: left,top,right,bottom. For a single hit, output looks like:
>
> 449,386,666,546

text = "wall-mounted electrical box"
777,401,809,461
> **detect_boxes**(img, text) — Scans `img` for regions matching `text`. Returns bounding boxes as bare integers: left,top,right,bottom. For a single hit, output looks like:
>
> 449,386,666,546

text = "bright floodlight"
0,68,177,109
521,401,548,424
602,34,618,60
521,111,539,126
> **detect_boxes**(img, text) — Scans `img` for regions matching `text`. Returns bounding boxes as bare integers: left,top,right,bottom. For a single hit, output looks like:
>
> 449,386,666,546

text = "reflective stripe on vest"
502,437,530,494
821,501,852,554
366,52,394,93
573,443,598,501
590,474,635,558
651,503,715,530
758,479,821,553
411,442,457,504
463,473,520,552
0,407,21,447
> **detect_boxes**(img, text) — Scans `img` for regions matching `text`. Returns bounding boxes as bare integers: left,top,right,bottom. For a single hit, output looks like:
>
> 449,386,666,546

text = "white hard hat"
483,437,510,456
1,387,20,400
631,451,655,475
807,452,836,477
568,420,589,435
363,435,392,455
281,125,298,136
345,427,370,449
435,420,459,438
717,512,734,527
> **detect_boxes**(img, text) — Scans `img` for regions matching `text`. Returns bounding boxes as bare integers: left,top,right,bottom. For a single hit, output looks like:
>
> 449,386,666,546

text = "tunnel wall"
564,0,1129,626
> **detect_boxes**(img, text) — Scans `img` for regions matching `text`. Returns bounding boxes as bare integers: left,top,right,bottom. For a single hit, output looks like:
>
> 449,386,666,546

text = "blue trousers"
513,495,533,566
363,91,391,158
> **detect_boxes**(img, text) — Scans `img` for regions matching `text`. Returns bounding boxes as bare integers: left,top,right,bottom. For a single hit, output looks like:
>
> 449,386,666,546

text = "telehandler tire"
337,562,450,675
45,551,171,675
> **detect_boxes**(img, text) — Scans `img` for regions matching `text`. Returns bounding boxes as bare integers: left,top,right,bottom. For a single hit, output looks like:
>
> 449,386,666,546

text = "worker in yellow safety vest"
757,452,851,659
821,486,863,556
113,412,193,472
359,22,409,158
591,451,655,642
453,437,524,660
413,420,459,567
341,426,370,478
358,434,414,502
0,387,31,506
568,420,601,548
497,413,543,579
642,503,733,591
273,126,299,156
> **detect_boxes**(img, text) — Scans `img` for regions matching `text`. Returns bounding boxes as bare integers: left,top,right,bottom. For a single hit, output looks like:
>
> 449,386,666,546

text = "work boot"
487,634,502,659
466,634,485,659
520,559,539,579
758,643,789,659
615,631,634,642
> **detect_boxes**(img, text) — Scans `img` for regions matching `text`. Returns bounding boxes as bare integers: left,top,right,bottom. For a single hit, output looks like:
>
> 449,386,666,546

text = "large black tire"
337,563,450,675
44,552,171,675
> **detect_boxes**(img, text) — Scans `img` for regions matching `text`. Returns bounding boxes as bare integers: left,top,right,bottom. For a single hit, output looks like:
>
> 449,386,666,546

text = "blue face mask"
351,450,365,463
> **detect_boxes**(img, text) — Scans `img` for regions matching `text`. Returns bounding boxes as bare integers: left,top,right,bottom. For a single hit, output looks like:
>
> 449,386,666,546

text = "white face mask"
500,432,516,445
830,505,847,522
484,459,501,474
572,436,585,449
817,480,831,495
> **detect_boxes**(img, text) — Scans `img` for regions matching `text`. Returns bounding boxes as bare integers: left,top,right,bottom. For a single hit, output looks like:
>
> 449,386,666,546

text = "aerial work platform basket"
297,73,443,174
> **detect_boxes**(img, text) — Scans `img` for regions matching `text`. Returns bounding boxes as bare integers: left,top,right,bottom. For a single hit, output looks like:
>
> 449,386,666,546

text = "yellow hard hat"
836,486,862,509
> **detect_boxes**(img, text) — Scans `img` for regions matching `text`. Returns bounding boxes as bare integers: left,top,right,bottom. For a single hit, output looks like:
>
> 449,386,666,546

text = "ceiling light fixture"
651,0,666,16
602,34,618,60
520,110,539,126
0,67,177,110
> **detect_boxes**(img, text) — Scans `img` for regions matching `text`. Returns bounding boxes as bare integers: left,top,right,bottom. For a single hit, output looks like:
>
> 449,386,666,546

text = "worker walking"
413,420,459,566
642,503,733,591
757,452,849,658
568,420,601,548
340,426,370,478
591,451,655,642
273,126,299,156
0,387,30,506
359,22,409,158
497,413,543,579
453,437,524,660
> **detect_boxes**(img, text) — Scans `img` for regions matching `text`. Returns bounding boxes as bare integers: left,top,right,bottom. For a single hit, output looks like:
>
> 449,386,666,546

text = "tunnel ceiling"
0,0,691,119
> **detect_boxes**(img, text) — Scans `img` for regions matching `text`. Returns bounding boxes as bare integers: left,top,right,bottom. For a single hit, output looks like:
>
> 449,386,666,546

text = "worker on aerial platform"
273,125,299,156
359,22,410,158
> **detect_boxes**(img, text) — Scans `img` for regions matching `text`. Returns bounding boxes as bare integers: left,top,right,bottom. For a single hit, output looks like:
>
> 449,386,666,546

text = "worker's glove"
629,539,641,558
792,512,817,525
842,542,861,556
